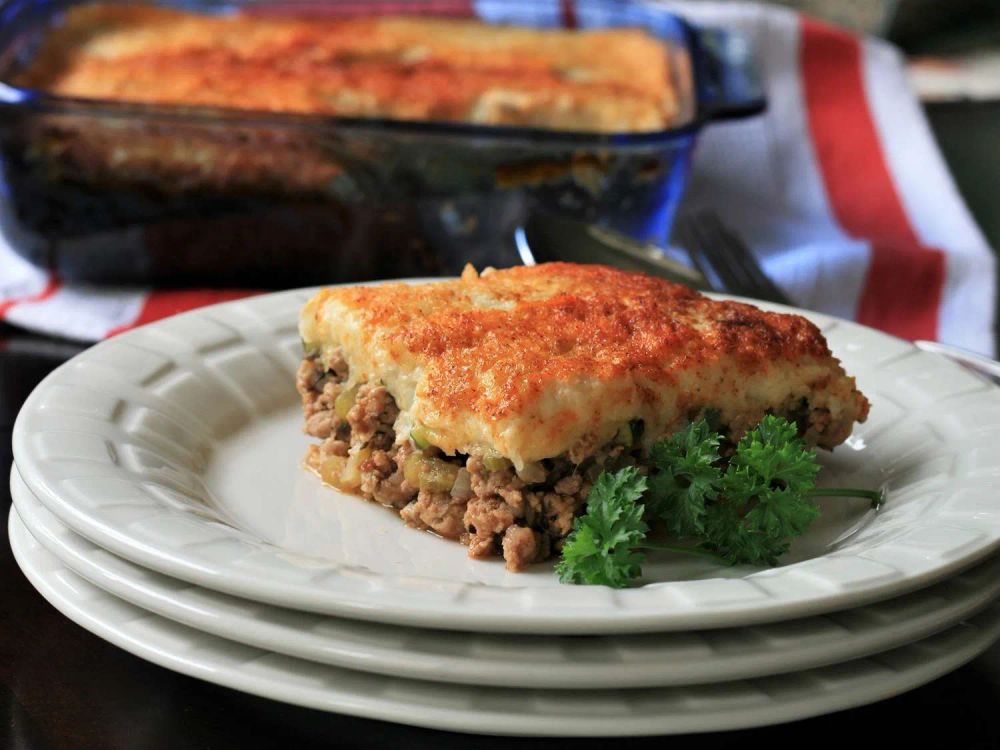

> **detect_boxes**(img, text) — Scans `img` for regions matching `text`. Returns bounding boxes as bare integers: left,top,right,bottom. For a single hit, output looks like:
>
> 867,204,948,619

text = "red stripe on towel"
0,277,62,319
800,17,945,340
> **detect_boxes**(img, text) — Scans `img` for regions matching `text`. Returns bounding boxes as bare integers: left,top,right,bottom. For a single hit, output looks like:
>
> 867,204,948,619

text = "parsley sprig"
557,415,881,587
646,418,720,538
554,468,648,587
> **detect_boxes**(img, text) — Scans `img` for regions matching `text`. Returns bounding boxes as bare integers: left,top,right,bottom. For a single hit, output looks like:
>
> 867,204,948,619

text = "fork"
673,210,793,306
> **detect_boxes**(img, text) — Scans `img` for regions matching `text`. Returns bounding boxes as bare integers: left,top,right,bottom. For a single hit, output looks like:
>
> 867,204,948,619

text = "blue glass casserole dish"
0,0,764,286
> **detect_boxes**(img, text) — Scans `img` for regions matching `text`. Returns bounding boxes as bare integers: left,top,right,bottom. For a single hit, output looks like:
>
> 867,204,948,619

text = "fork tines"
675,211,792,306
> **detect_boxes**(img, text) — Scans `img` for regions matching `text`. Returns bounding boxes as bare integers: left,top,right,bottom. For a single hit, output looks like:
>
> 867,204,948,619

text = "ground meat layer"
298,355,834,572
298,355,591,571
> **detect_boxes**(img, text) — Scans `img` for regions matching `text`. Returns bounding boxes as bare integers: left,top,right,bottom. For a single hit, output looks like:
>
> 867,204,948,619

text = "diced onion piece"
334,384,359,419
343,447,371,489
319,456,348,487
420,458,459,493
516,461,546,484
320,449,369,491
450,468,472,499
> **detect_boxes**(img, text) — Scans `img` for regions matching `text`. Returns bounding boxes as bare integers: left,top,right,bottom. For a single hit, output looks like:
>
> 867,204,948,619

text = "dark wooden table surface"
2,323,1000,750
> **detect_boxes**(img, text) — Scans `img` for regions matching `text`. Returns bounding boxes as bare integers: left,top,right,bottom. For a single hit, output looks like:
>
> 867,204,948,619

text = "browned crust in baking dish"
297,264,870,571
17,4,679,133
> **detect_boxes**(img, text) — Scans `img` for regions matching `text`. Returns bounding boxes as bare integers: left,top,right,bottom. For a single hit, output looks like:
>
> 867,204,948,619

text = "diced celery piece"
482,450,512,473
334,385,359,419
403,453,424,487
410,424,434,450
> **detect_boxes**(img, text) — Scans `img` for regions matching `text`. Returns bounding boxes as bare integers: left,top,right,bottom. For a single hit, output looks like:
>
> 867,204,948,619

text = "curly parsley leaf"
557,414,876,586
704,415,822,565
555,467,649,588
646,418,721,538
731,415,820,497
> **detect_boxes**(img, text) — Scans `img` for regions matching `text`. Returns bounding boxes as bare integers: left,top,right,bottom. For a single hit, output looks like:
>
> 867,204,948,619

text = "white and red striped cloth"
0,2,995,354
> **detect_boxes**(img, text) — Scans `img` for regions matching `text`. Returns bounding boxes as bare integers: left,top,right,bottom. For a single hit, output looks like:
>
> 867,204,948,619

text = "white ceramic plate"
12,286,1000,633
13,465,1000,689
10,508,1000,737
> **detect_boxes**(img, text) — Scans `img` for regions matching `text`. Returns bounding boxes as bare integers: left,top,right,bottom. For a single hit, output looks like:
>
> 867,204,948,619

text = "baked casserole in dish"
18,5,682,133
0,1,763,285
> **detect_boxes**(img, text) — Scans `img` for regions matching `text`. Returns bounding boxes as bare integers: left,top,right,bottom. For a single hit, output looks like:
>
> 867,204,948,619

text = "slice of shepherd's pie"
297,263,869,571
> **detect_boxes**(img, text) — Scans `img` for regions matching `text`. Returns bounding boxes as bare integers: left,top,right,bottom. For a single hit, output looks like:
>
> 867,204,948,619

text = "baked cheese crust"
19,5,679,133
299,263,869,470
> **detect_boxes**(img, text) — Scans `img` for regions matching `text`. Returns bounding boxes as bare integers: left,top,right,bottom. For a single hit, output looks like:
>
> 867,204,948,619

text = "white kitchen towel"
0,1,994,354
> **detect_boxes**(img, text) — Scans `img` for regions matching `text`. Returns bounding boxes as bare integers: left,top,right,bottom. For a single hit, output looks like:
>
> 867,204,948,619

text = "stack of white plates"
10,287,1000,736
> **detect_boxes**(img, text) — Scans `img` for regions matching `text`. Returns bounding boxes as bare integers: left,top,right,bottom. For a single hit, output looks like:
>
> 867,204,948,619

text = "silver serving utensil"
673,210,793,305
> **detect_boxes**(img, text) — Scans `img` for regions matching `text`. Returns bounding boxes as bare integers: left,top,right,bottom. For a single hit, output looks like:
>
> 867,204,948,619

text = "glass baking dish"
0,0,764,286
